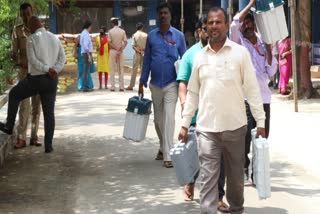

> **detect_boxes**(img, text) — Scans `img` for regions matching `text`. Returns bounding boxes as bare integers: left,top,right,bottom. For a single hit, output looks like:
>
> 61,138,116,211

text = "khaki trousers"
17,69,41,140
128,53,143,88
149,82,178,161
197,126,247,214
109,50,124,90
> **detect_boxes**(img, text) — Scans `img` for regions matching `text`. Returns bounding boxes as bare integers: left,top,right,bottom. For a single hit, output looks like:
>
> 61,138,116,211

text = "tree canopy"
0,0,50,93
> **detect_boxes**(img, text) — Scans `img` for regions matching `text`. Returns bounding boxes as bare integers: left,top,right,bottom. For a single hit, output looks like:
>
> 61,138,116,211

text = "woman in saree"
278,36,292,95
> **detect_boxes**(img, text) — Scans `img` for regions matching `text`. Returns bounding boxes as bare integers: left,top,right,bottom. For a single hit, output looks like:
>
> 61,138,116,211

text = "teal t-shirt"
177,42,203,125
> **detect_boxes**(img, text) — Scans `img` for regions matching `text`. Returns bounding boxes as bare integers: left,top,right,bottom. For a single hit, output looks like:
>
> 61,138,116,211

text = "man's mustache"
244,27,254,33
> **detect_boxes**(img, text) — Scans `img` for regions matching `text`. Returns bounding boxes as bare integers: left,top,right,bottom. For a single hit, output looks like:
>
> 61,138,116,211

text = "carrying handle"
255,135,263,139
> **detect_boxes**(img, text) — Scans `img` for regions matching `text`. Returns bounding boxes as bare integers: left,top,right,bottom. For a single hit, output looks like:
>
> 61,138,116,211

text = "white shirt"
26,28,66,76
182,38,266,132
80,29,93,54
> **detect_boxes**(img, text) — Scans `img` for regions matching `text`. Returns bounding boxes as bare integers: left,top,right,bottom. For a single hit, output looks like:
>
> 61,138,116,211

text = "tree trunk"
296,0,317,98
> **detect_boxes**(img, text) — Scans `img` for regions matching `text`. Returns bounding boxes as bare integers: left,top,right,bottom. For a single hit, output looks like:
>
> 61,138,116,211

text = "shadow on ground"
0,135,199,214
270,162,320,197
54,91,139,130
1,134,318,213
1,130,319,213
245,207,288,214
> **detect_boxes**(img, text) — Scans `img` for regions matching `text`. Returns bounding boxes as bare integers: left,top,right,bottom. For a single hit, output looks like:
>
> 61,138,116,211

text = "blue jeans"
81,53,92,90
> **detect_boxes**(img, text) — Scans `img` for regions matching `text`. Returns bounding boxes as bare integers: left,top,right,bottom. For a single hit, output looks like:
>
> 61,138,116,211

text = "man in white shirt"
80,20,93,92
0,16,66,153
178,7,265,214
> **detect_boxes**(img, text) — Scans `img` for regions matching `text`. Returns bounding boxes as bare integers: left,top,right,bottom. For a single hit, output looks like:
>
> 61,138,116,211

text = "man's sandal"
155,150,163,160
163,161,173,168
218,201,230,213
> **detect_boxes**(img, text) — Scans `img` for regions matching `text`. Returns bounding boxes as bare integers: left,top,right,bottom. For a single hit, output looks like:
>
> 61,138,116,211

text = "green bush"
0,0,50,94
0,0,15,94
0,0,78,94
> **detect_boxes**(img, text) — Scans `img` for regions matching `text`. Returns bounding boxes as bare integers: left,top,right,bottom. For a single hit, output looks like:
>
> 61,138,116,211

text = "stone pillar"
113,0,122,22
221,0,228,12
147,0,158,32
48,1,57,34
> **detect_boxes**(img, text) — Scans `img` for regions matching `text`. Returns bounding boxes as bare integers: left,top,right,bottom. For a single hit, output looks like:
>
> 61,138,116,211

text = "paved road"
0,74,319,214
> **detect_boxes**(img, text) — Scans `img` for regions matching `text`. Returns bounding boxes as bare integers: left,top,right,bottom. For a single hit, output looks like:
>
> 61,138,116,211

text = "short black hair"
20,2,32,11
100,26,107,33
157,2,172,14
208,7,229,23
244,13,255,23
136,22,144,30
83,20,92,29
196,15,207,30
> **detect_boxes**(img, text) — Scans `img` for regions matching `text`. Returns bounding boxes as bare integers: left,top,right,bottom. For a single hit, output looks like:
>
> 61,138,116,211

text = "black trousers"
6,74,58,150
244,101,270,174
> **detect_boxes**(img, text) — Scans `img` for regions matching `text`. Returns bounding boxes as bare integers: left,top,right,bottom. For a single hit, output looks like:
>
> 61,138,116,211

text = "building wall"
49,0,205,35
50,0,155,35
120,1,147,36
56,7,113,34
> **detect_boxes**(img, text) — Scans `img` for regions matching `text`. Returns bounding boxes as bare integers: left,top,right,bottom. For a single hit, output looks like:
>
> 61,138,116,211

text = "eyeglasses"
201,27,207,32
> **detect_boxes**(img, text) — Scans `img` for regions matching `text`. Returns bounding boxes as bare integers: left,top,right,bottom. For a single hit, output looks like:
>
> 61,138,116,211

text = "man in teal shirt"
177,16,230,213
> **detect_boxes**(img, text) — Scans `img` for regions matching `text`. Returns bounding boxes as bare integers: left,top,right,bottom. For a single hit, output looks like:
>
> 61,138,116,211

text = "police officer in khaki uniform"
11,3,41,149
108,17,127,91
125,22,147,91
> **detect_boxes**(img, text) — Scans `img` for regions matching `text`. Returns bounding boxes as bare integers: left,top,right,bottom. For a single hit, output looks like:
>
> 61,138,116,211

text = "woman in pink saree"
278,37,292,95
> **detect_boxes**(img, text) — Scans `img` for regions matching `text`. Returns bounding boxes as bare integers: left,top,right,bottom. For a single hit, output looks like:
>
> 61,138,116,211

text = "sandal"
183,184,194,201
155,150,163,160
163,161,173,168
218,201,230,213
279,87,291,95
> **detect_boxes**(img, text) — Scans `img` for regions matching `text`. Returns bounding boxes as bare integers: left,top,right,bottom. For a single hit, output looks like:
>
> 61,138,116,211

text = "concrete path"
0,73,320,214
